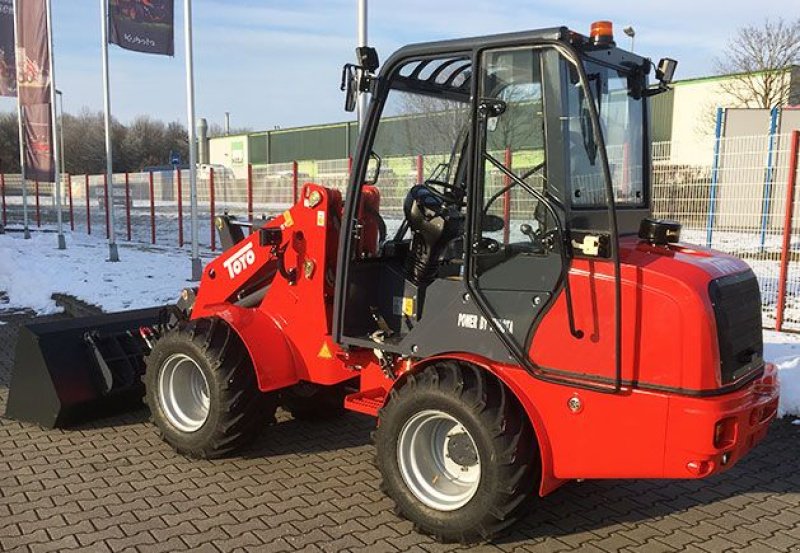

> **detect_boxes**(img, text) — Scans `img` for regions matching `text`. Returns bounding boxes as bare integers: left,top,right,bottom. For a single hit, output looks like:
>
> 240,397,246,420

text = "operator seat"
403,185,461,286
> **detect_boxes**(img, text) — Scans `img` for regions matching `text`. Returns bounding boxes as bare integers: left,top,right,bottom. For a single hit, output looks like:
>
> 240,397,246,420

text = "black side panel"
399,279,516,362
4,307,162,428
708,271,763,385
343,260,409,338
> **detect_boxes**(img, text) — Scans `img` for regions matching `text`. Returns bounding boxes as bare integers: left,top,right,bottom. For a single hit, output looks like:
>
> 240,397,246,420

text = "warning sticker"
317,210,326,227
318,342,333,359
282,210,294,229
394,296,415,316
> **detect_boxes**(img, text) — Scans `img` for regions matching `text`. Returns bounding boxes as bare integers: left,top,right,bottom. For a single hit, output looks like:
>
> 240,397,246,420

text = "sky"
0,0,798,132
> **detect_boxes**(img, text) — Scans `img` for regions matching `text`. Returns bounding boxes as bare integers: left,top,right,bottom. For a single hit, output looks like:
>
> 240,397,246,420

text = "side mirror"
340,64,358,112
655,58,677,85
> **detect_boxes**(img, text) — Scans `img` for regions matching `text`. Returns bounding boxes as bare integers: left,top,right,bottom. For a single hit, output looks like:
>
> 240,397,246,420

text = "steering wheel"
423,179,463,206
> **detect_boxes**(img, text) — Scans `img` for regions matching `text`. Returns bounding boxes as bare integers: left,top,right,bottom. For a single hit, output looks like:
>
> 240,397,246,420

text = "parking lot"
1,311,799,553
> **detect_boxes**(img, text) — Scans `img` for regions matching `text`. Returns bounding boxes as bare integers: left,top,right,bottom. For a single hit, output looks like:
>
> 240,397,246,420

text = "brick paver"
0,311,798,552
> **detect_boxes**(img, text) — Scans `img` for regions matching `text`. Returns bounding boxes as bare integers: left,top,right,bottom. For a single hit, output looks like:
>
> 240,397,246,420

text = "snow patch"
764,330,800,418
0,231,194,315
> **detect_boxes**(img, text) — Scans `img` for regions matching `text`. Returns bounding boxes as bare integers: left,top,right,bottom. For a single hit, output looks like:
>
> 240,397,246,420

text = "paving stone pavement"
0,311,799,553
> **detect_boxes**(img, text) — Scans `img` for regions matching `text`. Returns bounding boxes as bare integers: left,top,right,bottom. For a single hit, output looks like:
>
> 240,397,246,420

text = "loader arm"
190,184,359,392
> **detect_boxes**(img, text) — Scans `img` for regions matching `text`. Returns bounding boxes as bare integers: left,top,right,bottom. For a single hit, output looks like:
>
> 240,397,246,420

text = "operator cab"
334,24,676,362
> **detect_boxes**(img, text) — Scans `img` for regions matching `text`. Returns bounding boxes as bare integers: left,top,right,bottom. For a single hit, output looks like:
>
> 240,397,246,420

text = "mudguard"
199,303,300,393
399,354,563,497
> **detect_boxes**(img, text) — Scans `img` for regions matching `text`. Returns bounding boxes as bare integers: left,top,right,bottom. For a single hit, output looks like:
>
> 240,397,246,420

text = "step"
344,389,386,417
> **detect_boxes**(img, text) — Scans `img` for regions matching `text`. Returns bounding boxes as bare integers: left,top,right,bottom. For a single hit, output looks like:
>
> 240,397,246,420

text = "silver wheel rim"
158,353,210,433
397,409,481,511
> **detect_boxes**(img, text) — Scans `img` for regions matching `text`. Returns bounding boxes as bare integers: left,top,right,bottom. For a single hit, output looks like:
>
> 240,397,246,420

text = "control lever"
520,224,537,243
520,223,550,252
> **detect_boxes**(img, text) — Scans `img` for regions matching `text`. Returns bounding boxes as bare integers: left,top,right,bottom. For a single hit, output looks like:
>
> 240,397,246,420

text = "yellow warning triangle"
318,342,333,359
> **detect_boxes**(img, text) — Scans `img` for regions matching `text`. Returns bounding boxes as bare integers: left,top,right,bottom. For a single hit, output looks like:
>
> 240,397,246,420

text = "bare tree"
0,111,20,172
0,108,190,174
714,18,800,108
395,94,469,158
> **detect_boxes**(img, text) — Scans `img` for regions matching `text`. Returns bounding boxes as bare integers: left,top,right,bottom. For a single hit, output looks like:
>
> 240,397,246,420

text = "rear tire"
374,361,539,543
144,318,276,459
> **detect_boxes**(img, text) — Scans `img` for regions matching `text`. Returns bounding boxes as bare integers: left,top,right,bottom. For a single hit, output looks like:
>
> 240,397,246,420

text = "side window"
479,48,549,252
367,57,472,242
563,61,645,207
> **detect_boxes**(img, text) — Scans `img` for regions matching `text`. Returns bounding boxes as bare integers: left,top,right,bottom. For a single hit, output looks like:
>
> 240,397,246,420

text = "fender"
397,353,565,497
195,303,300,393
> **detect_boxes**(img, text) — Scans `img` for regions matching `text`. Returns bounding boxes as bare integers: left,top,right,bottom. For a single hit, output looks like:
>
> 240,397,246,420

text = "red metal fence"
1,133,799,331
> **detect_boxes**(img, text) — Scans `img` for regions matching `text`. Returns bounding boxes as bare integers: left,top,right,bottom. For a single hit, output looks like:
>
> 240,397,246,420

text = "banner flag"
16,0,49,105
109,0,174,56
22,102,54,182
0,0,15,96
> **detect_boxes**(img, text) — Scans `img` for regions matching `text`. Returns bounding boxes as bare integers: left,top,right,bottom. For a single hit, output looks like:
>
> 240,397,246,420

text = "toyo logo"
223,242,256,279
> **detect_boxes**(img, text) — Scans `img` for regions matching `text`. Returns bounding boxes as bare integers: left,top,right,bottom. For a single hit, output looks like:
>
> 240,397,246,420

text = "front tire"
144,318,276,459
374,361,539,543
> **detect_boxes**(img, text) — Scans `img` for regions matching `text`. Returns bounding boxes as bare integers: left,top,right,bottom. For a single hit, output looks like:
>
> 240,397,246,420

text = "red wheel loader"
6,22,780,543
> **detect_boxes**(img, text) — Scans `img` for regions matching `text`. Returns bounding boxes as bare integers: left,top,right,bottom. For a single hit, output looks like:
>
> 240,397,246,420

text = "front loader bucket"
4,307,163,428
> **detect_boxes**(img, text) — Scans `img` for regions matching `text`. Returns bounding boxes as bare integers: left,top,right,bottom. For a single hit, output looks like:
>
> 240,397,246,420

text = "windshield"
564,60,645,207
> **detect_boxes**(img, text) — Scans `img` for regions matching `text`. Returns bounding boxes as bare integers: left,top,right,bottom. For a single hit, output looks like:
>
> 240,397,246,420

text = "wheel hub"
158,353,210,433
397,409,481,511
446,432,479,467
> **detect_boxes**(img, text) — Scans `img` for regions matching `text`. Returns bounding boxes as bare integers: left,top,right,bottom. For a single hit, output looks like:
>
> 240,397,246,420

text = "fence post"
177,168,184,247
292,160,299,204
85,174,91,235
67,174,74,231
416,154,424,183
706,107,725,248
209,167,216,252
103,173,110,238
502,148,512,245
149,172,156,245
759,107,780,252
247,163,253,222
776,130,799,332
125,172,131,241
1,173,6,227
35,179,40,227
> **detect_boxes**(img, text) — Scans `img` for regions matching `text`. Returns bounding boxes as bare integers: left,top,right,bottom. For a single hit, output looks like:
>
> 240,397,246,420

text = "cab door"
468,46,569,353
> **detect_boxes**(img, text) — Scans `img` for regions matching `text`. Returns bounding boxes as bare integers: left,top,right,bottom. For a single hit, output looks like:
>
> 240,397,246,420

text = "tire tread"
375,360,539,544
144,318,275,459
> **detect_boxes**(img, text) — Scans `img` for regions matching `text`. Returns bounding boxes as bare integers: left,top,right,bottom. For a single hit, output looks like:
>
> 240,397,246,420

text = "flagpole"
45,0,64,249
11,0,30,239
99,0,118,261
184,0,201,281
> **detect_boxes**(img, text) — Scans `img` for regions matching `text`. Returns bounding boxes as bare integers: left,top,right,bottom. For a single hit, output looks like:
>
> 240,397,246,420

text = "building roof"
672,65,798,87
